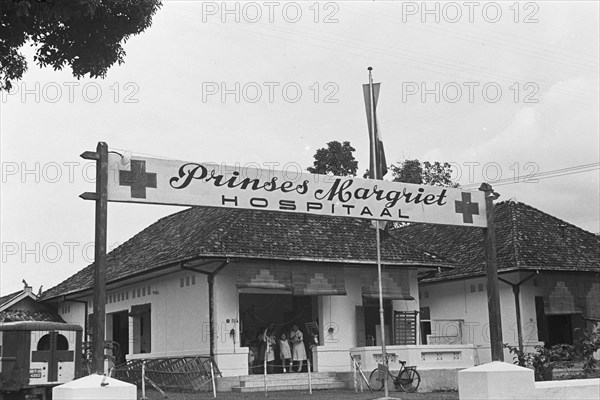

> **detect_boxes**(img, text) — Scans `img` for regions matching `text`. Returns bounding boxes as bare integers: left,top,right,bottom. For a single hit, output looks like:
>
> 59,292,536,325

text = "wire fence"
113,356,220,396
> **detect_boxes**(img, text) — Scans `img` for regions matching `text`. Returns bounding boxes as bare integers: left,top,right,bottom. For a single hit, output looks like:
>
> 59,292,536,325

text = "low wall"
350,344,476,372
344,368,462,392
313,347,352,372
214,347,249,377
458,361,600,400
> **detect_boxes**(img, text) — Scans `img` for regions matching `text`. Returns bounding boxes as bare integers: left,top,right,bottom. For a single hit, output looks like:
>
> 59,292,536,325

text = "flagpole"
368,67,390,398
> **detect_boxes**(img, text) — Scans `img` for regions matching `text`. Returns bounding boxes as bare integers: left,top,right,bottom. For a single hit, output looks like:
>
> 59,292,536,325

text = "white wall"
421,272,542,364
59,301,86,328
57,270,211,360
319,267,363,350
213,265,242,354
212,264,249,376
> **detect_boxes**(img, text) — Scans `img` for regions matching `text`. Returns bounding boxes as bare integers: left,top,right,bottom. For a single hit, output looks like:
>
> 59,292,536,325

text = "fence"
113,356,220,394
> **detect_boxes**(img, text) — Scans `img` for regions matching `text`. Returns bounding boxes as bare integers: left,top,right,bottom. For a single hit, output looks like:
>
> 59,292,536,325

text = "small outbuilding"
398,200,600,364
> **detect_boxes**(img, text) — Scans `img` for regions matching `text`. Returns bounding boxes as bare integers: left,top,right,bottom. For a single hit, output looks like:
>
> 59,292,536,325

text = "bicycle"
368,359,421,392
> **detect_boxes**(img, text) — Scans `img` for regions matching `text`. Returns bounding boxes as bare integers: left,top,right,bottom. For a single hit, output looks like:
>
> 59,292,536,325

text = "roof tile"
42,207,456,299
397,201,600,282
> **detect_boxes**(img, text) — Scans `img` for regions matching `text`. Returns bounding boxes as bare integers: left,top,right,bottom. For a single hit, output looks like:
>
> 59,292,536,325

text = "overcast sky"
1,0,598,295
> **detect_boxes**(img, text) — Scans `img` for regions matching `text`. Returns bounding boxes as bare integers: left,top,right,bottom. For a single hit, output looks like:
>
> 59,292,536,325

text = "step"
240,372,337,384
239,377,341,388
232,381,347,393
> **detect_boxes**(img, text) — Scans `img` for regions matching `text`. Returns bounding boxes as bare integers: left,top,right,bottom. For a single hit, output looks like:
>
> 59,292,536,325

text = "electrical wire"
462,162,600,188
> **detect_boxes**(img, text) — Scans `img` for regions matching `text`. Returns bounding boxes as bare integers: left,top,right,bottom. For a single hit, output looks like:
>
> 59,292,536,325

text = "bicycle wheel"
398,368,421,393
368,368,385,391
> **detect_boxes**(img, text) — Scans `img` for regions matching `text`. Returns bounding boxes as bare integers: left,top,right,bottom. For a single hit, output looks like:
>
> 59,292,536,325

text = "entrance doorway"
535,296,585,346
356,298,392,346
239,293,317,373
131,304,151,354
111,311,129,364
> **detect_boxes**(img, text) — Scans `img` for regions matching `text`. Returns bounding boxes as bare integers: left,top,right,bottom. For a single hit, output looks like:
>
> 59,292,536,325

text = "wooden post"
263,355,268,397
307,359,312,394
498,273,536,354
80,142,108,374
210,360,217,398
512,285,523,353
141,361,147,400
352,356,357,393
208,274,215,359
479,183,503,362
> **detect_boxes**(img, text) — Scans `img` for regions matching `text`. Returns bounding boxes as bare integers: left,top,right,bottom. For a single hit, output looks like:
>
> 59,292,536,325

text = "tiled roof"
396,201,600,282
0,310,65,323
42,207,455,300
0,291,20,308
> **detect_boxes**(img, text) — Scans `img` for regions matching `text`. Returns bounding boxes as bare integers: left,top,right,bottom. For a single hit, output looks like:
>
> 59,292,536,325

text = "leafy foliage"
307,141,358,176
390,159,460,187
573,327,600,376
0,0,162,91
505,328,600,381
505,343,573,381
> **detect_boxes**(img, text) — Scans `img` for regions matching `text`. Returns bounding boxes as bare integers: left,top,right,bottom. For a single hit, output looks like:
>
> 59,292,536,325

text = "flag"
363,81,388,180
363,72,389,231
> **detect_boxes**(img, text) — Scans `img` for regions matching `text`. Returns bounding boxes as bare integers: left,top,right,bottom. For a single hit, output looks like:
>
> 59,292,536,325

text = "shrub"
505,327,600,381
573,327,600,377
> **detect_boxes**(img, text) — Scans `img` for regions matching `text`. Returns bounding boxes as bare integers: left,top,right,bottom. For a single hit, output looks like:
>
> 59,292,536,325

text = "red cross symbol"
119,160,157,199
455,192,480,223
31,332,74,382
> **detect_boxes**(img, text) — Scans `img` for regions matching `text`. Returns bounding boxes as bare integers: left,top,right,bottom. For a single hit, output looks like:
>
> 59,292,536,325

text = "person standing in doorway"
279,333,292,373
290,324,306,372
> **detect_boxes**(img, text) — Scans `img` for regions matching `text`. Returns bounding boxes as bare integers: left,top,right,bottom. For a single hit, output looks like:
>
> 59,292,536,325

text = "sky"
1,0,598,295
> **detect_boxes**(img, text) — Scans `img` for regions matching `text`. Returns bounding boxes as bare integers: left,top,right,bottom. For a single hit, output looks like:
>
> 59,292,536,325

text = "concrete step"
240,372,337,384
239,377,341,388
232,381,347,393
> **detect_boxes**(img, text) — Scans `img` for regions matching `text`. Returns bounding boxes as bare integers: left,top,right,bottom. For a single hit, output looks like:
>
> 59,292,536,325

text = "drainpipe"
499,272,537,353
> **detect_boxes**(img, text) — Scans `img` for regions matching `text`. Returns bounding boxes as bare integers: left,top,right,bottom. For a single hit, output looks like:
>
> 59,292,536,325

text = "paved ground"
139,389,459,400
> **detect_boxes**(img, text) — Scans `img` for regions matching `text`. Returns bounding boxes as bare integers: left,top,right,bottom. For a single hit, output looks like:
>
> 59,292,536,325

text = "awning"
236,264,293,290
236,264,346,295
129,303,151,316
292,266,346,296
361,267,413,300
540,276,599,318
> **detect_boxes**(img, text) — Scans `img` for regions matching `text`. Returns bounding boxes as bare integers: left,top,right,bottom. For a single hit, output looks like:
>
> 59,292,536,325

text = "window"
37,333,68,351
131,304,151,354
420,307,431,344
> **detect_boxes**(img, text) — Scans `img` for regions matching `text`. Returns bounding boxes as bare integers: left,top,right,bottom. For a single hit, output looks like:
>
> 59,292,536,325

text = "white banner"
106,154,487,227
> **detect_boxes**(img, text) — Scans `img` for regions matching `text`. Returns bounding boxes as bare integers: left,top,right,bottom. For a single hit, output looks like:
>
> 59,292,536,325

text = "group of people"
260,324,308,373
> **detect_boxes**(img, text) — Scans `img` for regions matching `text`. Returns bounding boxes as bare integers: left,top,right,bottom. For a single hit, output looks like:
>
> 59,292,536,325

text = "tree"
307,141,358,176
0,0,162,91
390,159,460,188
